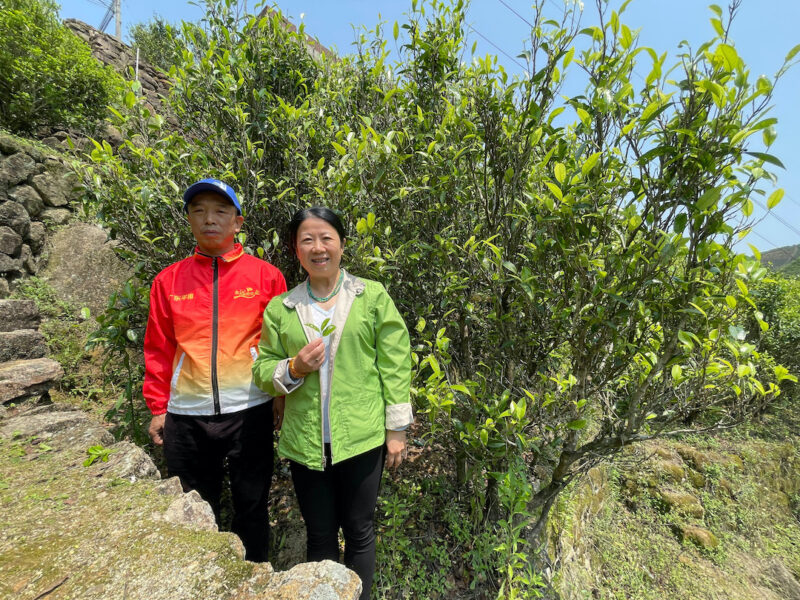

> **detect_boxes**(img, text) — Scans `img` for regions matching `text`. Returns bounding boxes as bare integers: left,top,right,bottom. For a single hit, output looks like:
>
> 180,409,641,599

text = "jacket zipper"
325,306,341,468
211,257,221,415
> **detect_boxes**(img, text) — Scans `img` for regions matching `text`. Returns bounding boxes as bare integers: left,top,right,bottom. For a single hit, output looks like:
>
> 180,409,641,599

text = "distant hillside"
761,244,800,271
781,256,800,277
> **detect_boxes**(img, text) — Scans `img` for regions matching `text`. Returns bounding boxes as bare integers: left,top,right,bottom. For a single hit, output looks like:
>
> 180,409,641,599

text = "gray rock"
42,223,132,316
0,357,63,403
41,137,63,150
163,490,218,532
0,404,114,447
8,185,44,218
0,252,22,274
32,173,69,207
0,277,8,299
0,225,22,255
0,133,25,156
41,207,72,225
103,124,124,147
255,561,362,600
0,152,36,186
61,171,82,202
0,200,31,237
95,441,161,481
0,299,40,331
0,329,47,362
19,244,35,274
25,221,46,254
154,476,185,497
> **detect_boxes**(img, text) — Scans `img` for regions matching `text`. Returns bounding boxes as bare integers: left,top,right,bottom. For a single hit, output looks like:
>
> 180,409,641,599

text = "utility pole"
98,0,121,41
114,0,121,41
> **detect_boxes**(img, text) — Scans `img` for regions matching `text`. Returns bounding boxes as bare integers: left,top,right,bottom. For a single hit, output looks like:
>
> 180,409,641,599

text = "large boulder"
42,223,132,316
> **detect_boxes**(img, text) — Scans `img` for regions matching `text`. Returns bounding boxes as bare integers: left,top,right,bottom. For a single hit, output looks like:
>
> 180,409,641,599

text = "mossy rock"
680,525,719,549
654,460,685,483
687,469,706,489
654,447,674,460
675,445,711,472
658,489,705,518
718,478,737,499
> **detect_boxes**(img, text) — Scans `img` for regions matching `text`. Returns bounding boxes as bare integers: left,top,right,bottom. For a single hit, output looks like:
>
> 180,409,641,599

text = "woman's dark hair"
287,206,347,255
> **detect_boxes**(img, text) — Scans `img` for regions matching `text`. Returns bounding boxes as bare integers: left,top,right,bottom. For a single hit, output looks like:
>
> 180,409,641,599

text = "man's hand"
273,396,285,430
149,414,166,446
292,338,325,375
385,429,407,469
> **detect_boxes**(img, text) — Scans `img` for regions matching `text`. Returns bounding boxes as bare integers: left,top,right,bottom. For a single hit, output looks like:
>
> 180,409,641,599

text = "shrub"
80,0,799,595
128,16,181,72
0,0,124,134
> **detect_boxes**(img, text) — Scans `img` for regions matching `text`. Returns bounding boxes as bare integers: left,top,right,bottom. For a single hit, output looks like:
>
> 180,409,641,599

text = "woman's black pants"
290,444,385,600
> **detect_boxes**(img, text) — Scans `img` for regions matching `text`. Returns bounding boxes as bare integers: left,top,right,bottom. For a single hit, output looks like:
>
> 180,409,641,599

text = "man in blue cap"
143,178,286,562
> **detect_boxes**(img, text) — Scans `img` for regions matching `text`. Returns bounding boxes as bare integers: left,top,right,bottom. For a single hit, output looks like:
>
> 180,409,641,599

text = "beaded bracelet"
288,357,308,379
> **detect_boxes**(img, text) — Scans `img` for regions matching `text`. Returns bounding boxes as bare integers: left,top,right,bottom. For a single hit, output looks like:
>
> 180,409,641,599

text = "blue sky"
58,0,800,254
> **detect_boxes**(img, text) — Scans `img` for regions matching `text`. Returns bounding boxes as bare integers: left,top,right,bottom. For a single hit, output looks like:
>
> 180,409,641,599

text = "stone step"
0,329,46,362
0,358,63,404
0,299,40,332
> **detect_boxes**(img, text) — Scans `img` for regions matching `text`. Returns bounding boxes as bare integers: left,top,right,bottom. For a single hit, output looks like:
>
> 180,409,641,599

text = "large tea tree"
82,0,798,594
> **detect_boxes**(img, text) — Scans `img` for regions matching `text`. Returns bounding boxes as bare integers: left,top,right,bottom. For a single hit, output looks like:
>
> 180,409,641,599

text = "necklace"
307,270,344,302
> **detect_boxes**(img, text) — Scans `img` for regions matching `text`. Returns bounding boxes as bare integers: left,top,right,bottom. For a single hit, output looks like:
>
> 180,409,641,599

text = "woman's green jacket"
252,270,413,470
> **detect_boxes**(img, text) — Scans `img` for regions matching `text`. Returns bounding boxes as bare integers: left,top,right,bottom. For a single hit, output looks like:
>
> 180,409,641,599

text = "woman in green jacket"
252,207,412,600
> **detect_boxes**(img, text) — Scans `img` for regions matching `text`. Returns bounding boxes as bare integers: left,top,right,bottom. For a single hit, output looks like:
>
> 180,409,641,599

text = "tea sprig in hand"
306,318,336,337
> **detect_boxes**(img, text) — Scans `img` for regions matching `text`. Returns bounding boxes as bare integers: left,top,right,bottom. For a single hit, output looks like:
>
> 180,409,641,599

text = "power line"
752,197,800,239
781,191,800,212
468,25,527,71
497,0,535,29
749,230,778,250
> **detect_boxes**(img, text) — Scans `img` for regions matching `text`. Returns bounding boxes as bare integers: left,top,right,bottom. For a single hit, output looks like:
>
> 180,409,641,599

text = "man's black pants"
163,401,273,562
290,444,385,600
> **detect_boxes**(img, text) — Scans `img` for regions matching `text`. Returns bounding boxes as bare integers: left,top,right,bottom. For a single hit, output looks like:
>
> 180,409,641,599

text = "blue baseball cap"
183,179,242,215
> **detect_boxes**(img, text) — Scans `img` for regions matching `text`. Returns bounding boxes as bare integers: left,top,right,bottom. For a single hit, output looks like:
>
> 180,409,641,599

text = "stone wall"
64,18,171,112
0,134,79,298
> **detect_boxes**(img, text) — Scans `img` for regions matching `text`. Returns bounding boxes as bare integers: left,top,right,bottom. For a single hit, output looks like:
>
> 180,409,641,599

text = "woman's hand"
385,429,407,469
292,338,325,375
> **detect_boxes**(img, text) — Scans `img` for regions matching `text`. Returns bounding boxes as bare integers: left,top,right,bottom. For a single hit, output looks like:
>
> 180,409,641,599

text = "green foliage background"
76,0,800,597
128,15,182,72
0,0,123,134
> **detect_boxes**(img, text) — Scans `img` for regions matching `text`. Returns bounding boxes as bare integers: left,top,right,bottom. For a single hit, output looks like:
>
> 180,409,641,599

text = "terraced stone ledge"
0,403,361,600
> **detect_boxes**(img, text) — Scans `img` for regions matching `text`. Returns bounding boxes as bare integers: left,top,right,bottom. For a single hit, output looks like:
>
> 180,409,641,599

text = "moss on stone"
658,489,705,518
0,426,267,600
680,525,719,550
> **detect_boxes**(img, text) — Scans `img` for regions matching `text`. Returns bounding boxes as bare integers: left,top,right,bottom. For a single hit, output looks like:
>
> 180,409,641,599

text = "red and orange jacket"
143,244,286,416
